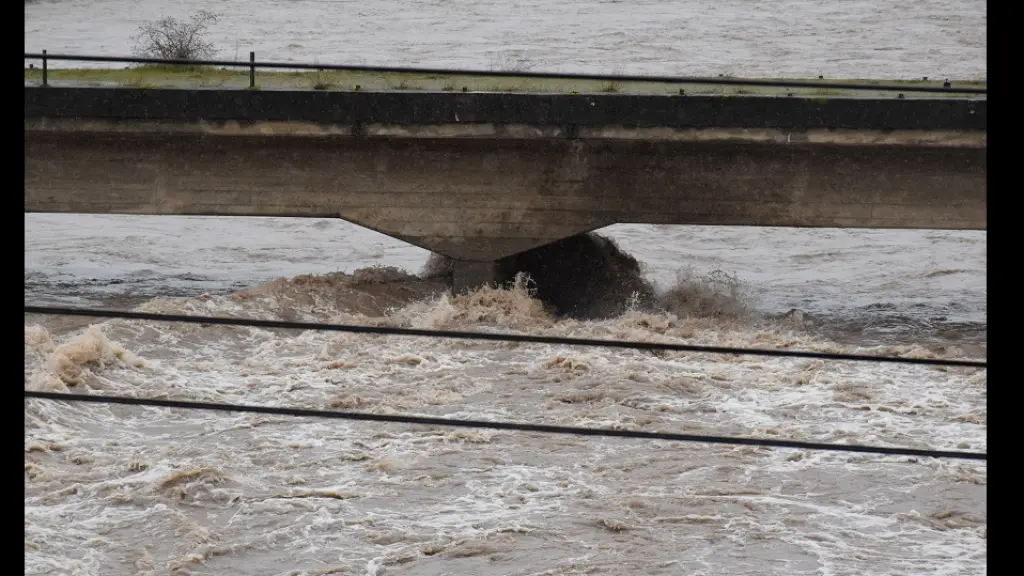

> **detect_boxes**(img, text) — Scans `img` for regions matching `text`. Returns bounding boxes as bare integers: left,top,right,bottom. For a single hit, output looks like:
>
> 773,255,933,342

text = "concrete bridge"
24,86,986,289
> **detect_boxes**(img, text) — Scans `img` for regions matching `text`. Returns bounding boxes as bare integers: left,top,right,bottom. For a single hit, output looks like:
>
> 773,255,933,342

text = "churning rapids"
25,1,985,575
25,217,986,576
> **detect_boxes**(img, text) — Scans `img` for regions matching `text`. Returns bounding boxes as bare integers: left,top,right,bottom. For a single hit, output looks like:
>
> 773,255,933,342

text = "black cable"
23,53,986,94
23,305,986,368
23,391,986,461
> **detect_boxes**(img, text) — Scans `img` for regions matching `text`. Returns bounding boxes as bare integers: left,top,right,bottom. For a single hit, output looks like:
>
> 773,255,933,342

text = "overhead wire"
23,391,987,461
24,305,986,368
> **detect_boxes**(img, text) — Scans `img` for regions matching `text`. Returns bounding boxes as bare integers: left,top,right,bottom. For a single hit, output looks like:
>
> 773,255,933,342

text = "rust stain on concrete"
24,118,984,148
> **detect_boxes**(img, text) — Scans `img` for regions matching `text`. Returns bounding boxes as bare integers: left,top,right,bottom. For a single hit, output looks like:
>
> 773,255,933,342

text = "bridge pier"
452,261,498,294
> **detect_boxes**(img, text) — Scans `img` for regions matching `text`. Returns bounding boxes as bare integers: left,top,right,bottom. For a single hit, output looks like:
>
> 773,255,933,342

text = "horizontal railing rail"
24,52,987,94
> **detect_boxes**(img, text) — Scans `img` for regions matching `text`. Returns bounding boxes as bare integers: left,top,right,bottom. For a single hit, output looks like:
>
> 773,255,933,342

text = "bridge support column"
452,261,498,293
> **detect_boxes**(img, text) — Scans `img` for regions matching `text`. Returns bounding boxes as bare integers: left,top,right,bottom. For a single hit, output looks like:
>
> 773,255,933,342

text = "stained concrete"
25,86,986,130
452,262,499,294
24,88,986,266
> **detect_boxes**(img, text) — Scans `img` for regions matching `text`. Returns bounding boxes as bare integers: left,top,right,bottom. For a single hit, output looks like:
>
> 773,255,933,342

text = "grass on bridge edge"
24,65,987,97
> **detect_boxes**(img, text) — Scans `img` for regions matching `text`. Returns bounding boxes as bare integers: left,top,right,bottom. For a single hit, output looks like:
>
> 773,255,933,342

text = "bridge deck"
24,87,986,262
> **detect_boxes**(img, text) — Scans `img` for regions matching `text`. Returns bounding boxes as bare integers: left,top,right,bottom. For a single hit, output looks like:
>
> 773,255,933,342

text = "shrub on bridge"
132,10,220,62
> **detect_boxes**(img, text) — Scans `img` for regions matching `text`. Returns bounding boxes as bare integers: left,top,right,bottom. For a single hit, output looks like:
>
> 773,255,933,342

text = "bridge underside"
25,126,985,290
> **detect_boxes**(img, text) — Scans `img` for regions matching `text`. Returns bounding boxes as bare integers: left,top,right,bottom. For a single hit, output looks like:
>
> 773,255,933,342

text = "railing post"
42,49,47,87
249,51,255,88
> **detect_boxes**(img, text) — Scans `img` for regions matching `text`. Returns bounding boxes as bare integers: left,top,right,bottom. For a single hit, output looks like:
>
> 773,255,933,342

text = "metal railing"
24,52,987,94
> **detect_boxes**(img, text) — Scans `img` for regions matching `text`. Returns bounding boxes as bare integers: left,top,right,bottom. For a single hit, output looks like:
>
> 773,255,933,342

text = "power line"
23,305,986,368
23,53,986,94
23,391,986,461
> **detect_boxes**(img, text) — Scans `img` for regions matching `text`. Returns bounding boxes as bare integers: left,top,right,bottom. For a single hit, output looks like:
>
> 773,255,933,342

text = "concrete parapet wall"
25,86,986,131
24,117,986,148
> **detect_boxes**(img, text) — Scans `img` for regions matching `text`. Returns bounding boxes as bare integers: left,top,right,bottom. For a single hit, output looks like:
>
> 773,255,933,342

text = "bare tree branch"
131,11,220,61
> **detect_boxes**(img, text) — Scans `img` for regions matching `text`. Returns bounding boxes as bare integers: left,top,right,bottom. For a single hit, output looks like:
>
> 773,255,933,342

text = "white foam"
24,1,986,573
25,289,985,574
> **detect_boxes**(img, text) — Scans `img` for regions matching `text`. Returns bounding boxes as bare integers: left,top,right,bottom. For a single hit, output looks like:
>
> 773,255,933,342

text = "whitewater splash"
24,256,985,575
424,232,751,322
23,218,986,576
23,0,987,569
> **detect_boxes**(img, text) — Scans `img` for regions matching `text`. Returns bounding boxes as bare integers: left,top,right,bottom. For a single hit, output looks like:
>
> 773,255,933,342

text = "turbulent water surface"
25,0,986,79
25,2,985,575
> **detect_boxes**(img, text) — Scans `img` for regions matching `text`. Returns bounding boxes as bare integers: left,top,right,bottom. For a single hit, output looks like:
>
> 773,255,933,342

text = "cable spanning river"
25,1,986,575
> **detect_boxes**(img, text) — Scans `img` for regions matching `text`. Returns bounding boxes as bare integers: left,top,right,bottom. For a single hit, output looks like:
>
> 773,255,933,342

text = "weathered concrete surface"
452,261,499,294
23,117,987,147
25,86,986,130
24,88,986,262
25,129,985,260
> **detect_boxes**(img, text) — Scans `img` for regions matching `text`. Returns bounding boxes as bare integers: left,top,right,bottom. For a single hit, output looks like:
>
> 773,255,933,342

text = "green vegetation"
26,11,983,98
309,68,335,91
23,65,986,98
